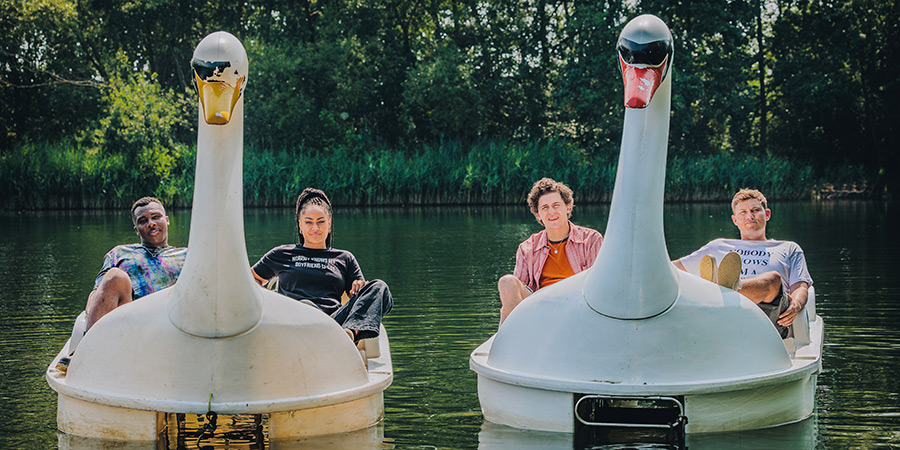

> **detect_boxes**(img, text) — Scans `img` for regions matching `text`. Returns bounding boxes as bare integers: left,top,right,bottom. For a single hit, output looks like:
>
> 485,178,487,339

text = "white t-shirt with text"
679,238,813,289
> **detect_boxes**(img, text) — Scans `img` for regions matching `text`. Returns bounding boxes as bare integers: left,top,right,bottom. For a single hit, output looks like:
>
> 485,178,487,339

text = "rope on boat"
196,393,218,448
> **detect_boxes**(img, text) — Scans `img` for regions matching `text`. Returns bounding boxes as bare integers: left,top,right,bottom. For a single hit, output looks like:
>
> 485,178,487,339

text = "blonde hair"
731,188,767,212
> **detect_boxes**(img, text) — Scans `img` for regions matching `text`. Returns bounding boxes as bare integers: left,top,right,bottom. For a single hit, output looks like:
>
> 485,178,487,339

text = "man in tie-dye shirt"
55,197,187,374
85,197,187,329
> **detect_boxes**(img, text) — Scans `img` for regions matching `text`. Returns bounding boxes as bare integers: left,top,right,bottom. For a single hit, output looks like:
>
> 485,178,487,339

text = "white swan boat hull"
46,291,393,441
470,280,823,434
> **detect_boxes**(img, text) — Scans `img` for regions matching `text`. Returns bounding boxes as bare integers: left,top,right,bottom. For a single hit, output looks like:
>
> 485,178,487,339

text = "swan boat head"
191,31,248,125
617,14,673,109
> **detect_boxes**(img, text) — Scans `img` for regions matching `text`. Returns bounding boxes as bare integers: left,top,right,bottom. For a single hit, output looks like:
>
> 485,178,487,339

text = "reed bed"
0,139,872,210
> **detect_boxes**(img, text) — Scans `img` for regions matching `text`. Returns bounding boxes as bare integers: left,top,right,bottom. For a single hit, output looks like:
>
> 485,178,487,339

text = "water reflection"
478,417,817,449
57,423,384,450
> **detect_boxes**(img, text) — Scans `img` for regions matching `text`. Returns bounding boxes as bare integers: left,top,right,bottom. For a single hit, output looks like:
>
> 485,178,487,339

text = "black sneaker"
55,356,71,375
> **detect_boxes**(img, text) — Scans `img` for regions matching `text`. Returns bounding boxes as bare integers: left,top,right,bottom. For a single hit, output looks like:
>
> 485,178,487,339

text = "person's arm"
778,243,813,326
777,281,809,326
345,252,366,297
672,240,717,274
251,268,269,286
512,241,537,291
250,248,280,288
582,227,603,269
349,279,366,296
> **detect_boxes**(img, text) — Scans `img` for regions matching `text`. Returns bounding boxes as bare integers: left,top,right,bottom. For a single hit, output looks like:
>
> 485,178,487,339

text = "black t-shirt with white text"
252,245,364,314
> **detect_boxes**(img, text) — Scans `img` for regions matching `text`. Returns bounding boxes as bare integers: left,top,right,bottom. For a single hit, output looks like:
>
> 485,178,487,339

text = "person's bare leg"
498,275,532,325
737,271,782,305
56,268,134,373
85,268,134,330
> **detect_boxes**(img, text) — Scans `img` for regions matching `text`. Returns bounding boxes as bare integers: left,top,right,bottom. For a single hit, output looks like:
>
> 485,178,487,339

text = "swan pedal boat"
469,15,823,436
45,31,392,442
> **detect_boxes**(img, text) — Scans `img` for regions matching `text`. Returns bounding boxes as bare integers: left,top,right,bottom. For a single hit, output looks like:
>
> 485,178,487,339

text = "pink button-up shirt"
513,222,603,292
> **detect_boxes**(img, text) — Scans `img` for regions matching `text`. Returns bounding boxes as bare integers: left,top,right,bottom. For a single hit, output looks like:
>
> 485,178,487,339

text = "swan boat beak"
619,56,667,109
192,58,246,125
617,24,673,109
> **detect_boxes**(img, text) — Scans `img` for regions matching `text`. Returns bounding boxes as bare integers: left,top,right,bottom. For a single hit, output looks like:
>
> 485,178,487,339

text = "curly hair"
295,188,334,248
526,178,574,223
731,188,767,212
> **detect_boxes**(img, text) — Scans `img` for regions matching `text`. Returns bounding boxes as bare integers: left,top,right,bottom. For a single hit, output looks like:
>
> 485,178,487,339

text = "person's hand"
349,279,367,297
777,293,803,326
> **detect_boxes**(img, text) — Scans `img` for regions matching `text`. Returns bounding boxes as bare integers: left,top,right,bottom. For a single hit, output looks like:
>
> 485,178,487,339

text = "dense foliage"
1,0,894,208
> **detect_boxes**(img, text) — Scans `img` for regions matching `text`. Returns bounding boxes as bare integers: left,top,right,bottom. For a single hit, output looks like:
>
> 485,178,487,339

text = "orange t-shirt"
539,239,575,289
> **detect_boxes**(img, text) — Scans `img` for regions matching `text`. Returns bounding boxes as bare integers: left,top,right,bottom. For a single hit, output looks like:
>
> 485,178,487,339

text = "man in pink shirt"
497,178,603,324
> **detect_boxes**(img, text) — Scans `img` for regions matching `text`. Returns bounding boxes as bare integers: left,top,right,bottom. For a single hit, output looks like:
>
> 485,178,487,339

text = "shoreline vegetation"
1,139,878,211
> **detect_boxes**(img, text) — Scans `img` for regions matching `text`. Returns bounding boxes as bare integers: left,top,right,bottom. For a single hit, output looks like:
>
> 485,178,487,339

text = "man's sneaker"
717,251,743,290
699,255,717,283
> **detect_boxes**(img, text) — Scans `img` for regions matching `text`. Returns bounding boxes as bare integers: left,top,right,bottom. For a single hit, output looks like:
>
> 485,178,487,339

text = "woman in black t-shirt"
252,188,392,342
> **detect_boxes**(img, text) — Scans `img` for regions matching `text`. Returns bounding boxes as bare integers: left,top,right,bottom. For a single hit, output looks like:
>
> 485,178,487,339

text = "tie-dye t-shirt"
93,244,187,299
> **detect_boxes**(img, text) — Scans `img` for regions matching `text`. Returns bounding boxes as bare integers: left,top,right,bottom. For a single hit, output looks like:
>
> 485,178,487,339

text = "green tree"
635,0,758,156
402,44,482,142
0,0,890,205
0,0,102,149
552,0,627,150
83,67,194,201
768,0,899,190
243,0,420,149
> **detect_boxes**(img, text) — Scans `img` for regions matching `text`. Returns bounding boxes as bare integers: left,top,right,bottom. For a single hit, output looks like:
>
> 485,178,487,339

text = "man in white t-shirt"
674,189,812,338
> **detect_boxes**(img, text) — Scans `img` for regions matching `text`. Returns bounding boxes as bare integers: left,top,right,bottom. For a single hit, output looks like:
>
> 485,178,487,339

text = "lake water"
1,201,898,448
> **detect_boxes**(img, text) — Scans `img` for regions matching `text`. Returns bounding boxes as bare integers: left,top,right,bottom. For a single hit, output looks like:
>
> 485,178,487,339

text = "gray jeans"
329,279,393,342
756,285,791,339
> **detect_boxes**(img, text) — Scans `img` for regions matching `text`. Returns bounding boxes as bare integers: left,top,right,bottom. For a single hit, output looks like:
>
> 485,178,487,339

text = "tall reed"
0,139,873,210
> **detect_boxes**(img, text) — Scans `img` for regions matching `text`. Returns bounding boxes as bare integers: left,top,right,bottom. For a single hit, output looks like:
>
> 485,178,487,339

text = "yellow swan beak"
195,73,244,125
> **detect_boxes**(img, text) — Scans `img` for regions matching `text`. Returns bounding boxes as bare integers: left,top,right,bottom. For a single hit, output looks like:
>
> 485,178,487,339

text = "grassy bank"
0,139,877,210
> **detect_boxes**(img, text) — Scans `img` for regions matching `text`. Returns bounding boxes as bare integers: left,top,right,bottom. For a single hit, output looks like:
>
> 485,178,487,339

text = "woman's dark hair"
296,188,333,247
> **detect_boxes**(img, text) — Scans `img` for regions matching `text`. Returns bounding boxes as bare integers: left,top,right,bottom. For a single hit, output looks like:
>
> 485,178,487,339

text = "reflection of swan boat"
45,32,391,442
57,421,387,449
478,416,818,449
469,15,823,437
